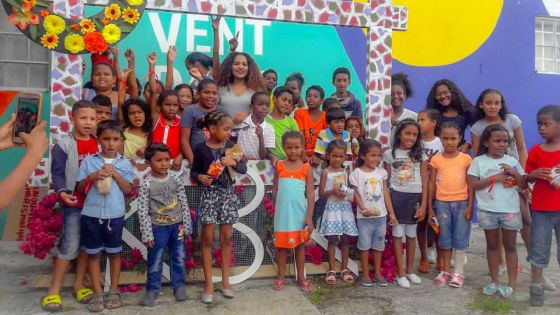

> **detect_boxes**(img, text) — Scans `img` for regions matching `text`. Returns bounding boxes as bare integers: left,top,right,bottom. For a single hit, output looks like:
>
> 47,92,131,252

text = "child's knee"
220,233,232,246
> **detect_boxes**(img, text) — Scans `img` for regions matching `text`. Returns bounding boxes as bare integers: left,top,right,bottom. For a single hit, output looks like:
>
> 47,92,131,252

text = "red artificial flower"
130,248,143,263
126,187,139,199
185,257,197,271
235,184,245,194
304,244,324,265
263,197,274,216
83,32,107,53
189,208,196,221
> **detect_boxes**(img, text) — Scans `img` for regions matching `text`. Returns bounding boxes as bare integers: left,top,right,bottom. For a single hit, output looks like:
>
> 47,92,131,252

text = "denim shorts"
80,215,124,255
357,217,386,251
434,200,471,250
529,211,560,269
57,207,82,260
478,210,522,231
392,223,417,238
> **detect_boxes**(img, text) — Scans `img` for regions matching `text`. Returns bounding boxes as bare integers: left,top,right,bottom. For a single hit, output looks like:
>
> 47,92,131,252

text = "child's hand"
171,155,183,171
221,156,237,167
229,31,239,52
211,15,221,30
270,156,279,167
305,217,314,231
493,173,509,183
188,66,203,81
135,147,146,158
59,192,78,207
499,163,518,176
464,204,473,221
19,121,48,155
197,174,213,186
389,214,398,226
529,168,551,181
428,208,436,221
415,204,426,222
167,45,177,63
147,52,157,66
89,169,110,181
119,68,133,82
255,124,263,139
124,48,135,64
361,209,372,217
144,240,154,248
334,188,346,199
107,46,119,58
102,164,117,176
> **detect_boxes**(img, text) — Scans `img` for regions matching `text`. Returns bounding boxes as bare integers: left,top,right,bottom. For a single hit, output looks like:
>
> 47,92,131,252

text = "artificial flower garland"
1,0,146,54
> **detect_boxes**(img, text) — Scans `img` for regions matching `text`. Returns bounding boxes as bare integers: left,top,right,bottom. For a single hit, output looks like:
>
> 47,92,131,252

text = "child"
426,79,475,153
417,108,443,271
319,140,359,285
383,118,428,288
236,92,275,160
41,100,98,312
265,87,299,162
138,143,191,306
391,73,418,127
122,98,152,160
526,105,560,306
294,85,327,164
429,122,473,288
323,98,341,112
147,52,183,170
345,116,365,161
91,95,113,123
76,120,134,312
285,72,306,111
180,79,223,165
350,139,397,287
331,67,362,118
315,107,352,160
164,45,194,113
190,111,247,303
272,131,315,293
468,124,526,299
184,51,214,94
263,68,278,95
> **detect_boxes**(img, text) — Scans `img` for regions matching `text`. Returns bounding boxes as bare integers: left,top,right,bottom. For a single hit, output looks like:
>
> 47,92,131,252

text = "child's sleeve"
294,109,304,131
51,144,68,193
525,146,537,174
137,180,154,243
314,130,326,155
190,145,203,181
467,157,480,177
349,169,358,188
77,156,92,182
353,98,363,119
429,154,438,169
264,125,276,149
180,105,194,128
289,118,299,131
175,175,192,234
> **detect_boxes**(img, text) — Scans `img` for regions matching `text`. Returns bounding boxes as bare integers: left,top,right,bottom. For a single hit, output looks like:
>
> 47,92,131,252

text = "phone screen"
14,97,39,136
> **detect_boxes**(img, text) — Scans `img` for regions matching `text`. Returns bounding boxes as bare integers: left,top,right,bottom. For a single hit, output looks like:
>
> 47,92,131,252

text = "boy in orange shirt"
294,85,327,166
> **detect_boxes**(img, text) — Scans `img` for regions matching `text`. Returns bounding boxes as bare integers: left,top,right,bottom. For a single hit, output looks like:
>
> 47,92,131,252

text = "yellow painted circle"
392,0,503,66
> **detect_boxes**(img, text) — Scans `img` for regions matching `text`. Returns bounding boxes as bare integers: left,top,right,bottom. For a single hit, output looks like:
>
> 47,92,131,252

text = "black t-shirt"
438,109,476,144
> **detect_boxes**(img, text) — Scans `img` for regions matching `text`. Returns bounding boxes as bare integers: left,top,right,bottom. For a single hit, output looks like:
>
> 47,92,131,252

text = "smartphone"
12,91,42,145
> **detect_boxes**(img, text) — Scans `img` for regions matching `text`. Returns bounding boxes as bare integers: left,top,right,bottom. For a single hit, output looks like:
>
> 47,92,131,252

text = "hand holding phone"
12,92,42,145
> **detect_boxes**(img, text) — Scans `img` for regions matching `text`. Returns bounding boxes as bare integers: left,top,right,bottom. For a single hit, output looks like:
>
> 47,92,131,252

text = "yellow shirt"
124,128,148,160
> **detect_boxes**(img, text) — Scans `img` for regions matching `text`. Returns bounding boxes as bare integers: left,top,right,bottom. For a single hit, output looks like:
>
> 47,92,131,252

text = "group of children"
39,40,560,312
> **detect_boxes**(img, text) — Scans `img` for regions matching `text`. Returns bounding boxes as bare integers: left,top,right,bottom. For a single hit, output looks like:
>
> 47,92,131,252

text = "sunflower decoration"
3,0,146,54
79,19,95,34
104,4,122,21
122,7,140,24
40,33,58,49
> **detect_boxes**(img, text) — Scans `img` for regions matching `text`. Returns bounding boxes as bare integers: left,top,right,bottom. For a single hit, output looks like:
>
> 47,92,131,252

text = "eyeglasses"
232,122,251,133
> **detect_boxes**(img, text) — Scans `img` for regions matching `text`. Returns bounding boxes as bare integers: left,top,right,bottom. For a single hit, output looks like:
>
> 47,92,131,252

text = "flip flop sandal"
88,293,105,313
325,270,336,285
272,279,286,291
75,288,94,304
418,259,430,274
104,290,122,309
341,269,355,284
297,279,314,294
41,294,63,313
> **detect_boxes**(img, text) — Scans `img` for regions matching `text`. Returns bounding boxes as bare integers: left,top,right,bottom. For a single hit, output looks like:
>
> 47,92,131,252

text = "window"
0,9,50,89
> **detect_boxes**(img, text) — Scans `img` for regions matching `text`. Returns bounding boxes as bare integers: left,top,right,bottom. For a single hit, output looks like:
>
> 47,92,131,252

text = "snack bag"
96,177,112,195
207,157,224,179
225,144,244,177
550,165,560,190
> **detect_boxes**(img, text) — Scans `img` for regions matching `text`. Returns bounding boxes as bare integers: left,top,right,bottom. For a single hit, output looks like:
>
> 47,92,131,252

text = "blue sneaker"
483,283,498,296
360,278,373,287
498,285,514,299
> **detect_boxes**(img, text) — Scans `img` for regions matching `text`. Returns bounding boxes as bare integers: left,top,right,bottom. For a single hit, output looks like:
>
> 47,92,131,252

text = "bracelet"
488,175,496,195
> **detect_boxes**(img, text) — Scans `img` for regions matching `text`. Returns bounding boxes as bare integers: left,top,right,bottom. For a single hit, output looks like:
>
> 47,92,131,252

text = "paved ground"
1,226,560,314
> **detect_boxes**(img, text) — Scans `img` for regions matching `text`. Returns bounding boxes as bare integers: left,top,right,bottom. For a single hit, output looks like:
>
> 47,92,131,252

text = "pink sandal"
341,269,355,284
449,273,464,288
325,270,336,285
297,279,314,294
433,271,450,286
272,279,286,291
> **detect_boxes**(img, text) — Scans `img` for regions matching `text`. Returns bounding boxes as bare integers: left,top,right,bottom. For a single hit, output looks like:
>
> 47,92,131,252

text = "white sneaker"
543,276,557,291
397,276,411,288
406,273,422,285
427,247,436,264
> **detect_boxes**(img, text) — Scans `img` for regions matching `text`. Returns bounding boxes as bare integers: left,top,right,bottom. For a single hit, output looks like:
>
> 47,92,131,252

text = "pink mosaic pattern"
367,0,392,147
392,5,407,30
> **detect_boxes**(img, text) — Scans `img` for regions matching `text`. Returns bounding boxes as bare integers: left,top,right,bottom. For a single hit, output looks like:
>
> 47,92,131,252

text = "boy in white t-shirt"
236,92,276,160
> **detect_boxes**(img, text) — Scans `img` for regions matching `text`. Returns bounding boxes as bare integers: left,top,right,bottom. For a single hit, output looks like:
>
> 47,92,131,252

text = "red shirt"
525,144,560,211
152,114,181,158
294,109,327,156
75,137,98,207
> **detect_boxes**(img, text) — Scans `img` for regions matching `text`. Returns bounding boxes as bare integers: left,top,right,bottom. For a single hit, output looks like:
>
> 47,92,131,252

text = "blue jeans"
146,223,186,292
434,200,471,250
529,211,560,269
58,206,82,260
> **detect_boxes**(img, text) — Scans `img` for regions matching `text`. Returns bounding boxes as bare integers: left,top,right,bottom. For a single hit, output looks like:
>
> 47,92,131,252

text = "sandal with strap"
41,294,63,313
297,279,314,294
88,293,104,313
418,259,430,274
325,270,336,285
341,269,355,284
272,278,286,291
104,290,122,310
75,288,94,304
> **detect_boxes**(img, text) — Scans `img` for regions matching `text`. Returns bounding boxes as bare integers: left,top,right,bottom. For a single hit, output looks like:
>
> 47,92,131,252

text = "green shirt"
265,115,299,159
